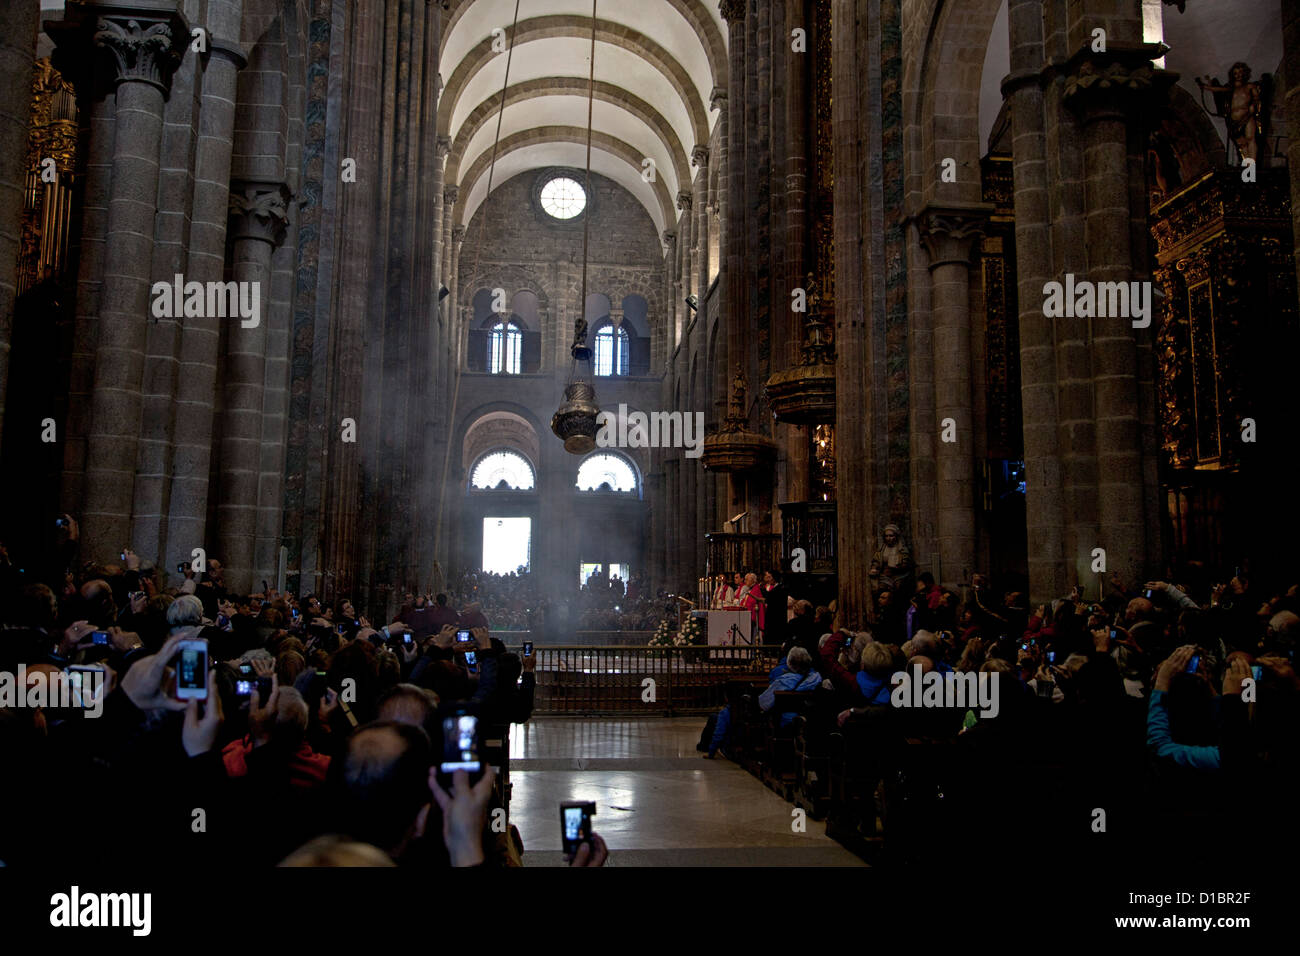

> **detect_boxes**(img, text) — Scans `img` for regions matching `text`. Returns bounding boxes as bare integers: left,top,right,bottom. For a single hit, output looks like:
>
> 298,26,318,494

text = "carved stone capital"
662,229,677,246
691,144,710,167
228,181,291,247
917,203,993,268
94,13,187,95
444,184,460,205
709,87,727,112
436,135,452,158
676,190,693,212
452,224,466,243
1061,42,1176,120
720,0,746,25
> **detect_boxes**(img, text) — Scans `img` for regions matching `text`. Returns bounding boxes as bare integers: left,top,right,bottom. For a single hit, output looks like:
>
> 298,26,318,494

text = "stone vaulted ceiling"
440,0,726,238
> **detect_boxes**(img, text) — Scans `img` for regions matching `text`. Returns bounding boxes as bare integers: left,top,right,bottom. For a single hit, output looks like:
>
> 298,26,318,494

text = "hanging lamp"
551,0,602,454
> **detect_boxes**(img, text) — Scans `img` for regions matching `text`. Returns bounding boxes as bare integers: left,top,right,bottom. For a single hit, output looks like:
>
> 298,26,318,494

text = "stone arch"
454,126,675,234
438,17,710,150
447,78,691,195
903,0,1007,211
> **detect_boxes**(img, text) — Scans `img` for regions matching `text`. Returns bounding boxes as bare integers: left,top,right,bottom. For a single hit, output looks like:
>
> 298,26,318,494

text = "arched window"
470,450,535,490
488,320,522,374
594,322,629,377
576,453,637,493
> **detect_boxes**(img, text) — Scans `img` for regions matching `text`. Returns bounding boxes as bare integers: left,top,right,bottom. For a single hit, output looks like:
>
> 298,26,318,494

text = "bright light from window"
576,453,637,493
471,451,535,490
483,517,531,574
540,177,586,219
594,324,629,376
489,321,521,374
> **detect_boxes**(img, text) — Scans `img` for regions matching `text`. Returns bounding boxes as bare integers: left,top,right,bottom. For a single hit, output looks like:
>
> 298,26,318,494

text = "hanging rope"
431,0,522,591
577,0,597,358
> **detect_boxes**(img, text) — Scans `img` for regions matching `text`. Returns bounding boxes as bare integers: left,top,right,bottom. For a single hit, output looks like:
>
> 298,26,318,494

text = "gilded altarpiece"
1151,168,1298,567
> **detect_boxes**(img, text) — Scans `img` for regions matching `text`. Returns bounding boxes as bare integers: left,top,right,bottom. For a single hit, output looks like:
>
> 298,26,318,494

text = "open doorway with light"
482,517,531,574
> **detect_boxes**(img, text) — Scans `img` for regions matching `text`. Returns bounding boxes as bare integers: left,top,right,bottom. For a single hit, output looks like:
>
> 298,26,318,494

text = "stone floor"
507,717,866,866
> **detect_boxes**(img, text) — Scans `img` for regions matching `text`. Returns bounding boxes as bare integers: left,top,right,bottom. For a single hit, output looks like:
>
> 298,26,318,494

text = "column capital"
451,224,466,243
444,184,459,205
436,135,452,158
916,202,994,268
228,181,291,247
1060,42,1176,120
95,9,189,95
662,229,676,246
676,190,693,212
709,87,727,111
48,3,189,97
691,144,710,167
720,0,746,25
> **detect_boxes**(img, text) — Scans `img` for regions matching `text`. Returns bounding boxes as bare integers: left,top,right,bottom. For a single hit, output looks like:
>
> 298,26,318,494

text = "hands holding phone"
428,766,496,867
1155,644,1198,692
182,686,224,757
121,631,195,712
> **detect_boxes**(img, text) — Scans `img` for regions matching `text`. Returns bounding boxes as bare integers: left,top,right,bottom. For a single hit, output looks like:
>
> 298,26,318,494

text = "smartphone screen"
456,630,472,643
523,641,534,658
175,641,208,700
1046,651,1056,664
235,679,253,697
91,630,110,646
1186,654,1200,674
465,650,478,672
560,801,594,856
402,633,413,644
1145,589,1154,599
440,714,481,773
1109,629,1117,641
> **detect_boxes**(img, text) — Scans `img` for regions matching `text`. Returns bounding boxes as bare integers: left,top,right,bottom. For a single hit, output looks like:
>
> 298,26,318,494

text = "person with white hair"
166,594,205,631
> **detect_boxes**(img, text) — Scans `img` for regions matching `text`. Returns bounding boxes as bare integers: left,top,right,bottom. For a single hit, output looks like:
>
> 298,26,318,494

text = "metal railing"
531,644,779,715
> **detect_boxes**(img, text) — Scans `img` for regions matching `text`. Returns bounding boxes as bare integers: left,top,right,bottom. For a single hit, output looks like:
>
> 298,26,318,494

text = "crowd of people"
447,568,671,633
701,543,1300,862
0,519,606,868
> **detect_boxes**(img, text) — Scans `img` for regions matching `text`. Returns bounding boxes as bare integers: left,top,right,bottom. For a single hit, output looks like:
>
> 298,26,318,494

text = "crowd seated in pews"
701,565,1300,866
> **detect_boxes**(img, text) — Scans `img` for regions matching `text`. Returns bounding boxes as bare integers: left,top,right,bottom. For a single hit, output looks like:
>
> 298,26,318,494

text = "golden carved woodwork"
18,58,78,297
1151,168,1296,471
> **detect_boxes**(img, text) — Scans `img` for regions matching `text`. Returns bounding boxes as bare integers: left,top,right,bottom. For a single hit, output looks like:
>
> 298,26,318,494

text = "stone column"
449,222,465,342
831,0,870,627
1063,44,1168,585
919,205,990,588
80,11,185,562
1003,0,1066,603
782,0,810,503
1287,0,1300,295
441,185,457,309
216,181,289,594
0,0,41,446
720,0,747,525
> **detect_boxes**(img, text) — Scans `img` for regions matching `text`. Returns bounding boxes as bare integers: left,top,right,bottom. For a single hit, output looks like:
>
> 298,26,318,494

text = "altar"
706,609,751,660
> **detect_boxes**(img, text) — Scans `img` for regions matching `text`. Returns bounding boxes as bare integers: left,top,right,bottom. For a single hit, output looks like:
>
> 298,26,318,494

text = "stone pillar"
442,185,457,308
80,11,185,562
782,0,810,503
0,0,41,446
719,1,747,526
216,181,289,593
450,222,465,341
1003,0,1066,604
1063,44,1168,586
831,0,870,627
1286,0,1300,296
919,205,989,588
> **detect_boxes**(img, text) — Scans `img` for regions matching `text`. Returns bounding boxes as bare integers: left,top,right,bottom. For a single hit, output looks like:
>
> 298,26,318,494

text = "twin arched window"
489,320,522,374
594,322,629,377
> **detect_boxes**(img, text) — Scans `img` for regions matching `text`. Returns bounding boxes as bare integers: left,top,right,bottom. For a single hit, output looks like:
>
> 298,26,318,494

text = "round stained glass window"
540,176,587,219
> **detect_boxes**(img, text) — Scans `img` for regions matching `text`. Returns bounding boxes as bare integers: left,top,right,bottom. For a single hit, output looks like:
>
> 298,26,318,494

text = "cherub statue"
1197,62,1268,165
730,364,747,417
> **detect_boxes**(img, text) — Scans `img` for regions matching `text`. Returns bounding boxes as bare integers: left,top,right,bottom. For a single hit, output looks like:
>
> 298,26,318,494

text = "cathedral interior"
0,0,1297,896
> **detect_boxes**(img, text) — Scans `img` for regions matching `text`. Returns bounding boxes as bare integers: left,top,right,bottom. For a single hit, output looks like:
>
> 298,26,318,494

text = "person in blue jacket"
1147,644,1221,770
704,647,822,757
